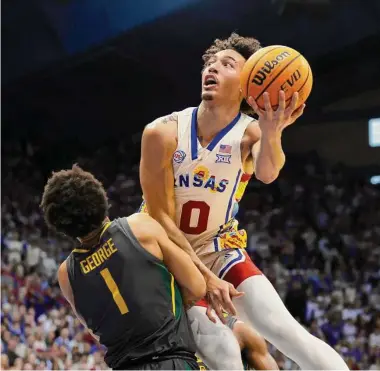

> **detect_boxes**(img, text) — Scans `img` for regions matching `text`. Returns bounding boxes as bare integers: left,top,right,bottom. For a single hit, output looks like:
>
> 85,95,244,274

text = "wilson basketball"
240,45,313,110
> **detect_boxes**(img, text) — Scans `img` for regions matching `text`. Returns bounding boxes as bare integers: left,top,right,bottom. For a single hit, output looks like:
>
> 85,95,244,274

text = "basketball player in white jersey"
140,33,348,370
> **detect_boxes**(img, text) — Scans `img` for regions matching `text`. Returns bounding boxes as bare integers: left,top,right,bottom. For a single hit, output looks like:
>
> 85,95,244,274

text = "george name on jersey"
80,238,117,274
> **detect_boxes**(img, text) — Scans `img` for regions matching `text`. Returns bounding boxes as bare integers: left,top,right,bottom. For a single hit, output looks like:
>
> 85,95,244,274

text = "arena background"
2,0,380,369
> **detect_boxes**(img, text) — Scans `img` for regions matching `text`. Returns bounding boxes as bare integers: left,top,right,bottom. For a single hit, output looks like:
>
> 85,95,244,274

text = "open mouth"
203,76,218,89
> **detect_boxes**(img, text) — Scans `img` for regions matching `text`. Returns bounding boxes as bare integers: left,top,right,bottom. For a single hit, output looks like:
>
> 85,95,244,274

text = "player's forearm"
181,287,201,309
254,133,285,184
156,212,214,279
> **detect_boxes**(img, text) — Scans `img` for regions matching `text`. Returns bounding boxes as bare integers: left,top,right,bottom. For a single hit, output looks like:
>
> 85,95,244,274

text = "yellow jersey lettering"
80,238,118,274
86,256,96,271
92,252,101,267
80,260,90,274
103,244,111,258
97,247,106,263
106,238,117,254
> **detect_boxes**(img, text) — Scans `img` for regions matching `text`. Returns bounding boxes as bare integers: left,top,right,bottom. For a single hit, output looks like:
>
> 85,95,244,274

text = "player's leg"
187,299,244,370
217,249,349,370
228,318,279,370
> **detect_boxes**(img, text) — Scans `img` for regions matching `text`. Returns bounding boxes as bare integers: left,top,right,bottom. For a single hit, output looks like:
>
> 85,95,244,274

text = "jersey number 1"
100,268,129,315
180,200,210,234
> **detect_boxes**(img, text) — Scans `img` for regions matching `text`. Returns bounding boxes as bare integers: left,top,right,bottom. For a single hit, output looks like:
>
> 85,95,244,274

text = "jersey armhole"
65,254,78,300
117,217,164,265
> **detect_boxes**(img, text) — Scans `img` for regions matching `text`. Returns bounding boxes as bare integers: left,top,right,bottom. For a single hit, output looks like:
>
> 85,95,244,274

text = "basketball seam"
296,64,311,96
255,53,302,101
245,46,283,99
271,65,311,109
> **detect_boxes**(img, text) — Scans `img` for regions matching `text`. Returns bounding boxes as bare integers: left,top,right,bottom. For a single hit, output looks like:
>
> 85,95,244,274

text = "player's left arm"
57,261,100,341
249,90,305,184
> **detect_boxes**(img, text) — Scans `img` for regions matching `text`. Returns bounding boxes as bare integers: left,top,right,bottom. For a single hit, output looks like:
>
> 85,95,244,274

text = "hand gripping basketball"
248,90,305,135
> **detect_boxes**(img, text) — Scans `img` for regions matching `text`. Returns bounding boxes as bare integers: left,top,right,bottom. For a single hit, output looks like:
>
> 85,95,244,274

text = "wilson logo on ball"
251,51,291,86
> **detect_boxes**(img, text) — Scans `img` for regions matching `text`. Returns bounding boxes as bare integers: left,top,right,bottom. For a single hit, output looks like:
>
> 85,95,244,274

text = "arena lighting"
370,175,380,185
369,118,380,147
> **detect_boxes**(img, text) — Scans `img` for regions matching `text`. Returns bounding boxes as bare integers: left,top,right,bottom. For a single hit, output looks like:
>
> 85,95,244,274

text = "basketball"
240,45,313,110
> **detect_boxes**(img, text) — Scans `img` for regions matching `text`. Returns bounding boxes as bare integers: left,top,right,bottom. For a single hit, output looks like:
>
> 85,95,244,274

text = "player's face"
201,49,246,105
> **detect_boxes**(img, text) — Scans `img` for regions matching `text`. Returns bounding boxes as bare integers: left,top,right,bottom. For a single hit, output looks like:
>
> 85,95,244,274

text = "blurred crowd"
1,140,380,370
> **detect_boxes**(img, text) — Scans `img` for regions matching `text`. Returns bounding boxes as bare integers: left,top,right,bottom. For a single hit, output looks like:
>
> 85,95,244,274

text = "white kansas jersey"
173,107,253,255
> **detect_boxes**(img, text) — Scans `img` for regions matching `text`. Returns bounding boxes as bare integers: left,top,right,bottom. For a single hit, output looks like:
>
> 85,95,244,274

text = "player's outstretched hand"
205,274,244,323
248,91,305,136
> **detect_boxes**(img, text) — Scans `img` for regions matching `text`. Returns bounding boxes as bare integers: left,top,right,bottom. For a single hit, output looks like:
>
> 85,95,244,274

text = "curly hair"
202,32,261,115
40,165,108,239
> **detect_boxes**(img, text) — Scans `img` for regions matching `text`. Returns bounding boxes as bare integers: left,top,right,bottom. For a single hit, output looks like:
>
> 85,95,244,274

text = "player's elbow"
190,276,207,301
187,275,207,302
255,170,278,184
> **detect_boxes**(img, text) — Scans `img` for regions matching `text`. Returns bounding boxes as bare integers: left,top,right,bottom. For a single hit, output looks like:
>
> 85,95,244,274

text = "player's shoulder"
144,107,194,134
142,112,178,150
243,118,261,144
126,213,164,242
144,112,178,135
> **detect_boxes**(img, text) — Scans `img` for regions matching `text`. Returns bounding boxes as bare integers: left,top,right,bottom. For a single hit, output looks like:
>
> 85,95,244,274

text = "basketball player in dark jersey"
40,165,206,370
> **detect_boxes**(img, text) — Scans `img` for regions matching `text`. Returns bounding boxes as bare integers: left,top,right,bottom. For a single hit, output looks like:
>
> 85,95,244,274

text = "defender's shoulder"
126,213,163,242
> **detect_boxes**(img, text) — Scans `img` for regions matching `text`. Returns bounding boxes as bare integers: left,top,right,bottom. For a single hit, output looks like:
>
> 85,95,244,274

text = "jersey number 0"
180,200,210,234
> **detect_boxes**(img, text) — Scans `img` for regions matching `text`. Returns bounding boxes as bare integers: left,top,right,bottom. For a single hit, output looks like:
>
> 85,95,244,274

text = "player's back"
66,217,196,369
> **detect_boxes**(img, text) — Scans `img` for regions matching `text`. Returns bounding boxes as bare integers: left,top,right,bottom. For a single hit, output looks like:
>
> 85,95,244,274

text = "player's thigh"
187,304,243,370
211,248,262,287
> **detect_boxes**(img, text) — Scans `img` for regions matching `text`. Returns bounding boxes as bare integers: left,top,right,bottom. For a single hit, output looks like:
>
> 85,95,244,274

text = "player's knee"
187,306,243,370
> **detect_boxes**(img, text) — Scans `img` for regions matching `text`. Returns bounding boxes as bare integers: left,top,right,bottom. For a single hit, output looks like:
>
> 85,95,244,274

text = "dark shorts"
114,356,199,370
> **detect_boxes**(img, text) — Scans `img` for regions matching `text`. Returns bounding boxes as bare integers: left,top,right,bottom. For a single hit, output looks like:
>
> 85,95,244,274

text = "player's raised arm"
140,117,243,321
248,91,305,184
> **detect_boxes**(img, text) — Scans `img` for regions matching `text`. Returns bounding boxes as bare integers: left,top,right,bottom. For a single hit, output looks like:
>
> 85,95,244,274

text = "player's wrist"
260,129,282,144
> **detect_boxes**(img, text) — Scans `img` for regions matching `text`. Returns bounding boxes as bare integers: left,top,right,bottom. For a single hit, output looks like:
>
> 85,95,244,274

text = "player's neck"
78,217,110,247
197,101,240,140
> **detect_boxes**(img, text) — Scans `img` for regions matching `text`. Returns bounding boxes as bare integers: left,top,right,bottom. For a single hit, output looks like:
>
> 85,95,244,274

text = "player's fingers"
291,104,306,120
285,92,299,117
263,92,272,114
229,285,245,298
206,304,217,323
209,295,226,323
247,96,263,116
277,90,286,113
221,288,237,316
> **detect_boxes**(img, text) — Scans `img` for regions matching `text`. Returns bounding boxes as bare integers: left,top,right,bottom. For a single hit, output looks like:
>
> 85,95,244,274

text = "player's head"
202,32,261,113
40,165,108,240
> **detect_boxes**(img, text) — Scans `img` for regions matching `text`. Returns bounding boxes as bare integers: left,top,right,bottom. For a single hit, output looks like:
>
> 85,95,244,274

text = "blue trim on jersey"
207,112,241,152
190,108,241,160
213,238,219,252
225,170,242,223
218,249,244,278
191,108,198,160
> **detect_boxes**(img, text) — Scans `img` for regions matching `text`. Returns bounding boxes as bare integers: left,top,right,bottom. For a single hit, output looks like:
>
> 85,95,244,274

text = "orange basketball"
240,45,313,110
